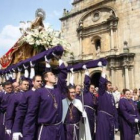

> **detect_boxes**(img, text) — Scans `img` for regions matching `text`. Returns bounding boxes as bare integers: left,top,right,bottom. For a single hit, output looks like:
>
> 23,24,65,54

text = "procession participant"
69,68,82,101
13,57,67,140
75,85,82,100
12,75,42,140
119,89,140,140
5,79,29,139
95,66,118,140
0,81,13,140
12,82,20,93
112,86,121,109
82,65,98,140
0,84,4,92
0,84,5,140
62,85,91,140
89,84,96,94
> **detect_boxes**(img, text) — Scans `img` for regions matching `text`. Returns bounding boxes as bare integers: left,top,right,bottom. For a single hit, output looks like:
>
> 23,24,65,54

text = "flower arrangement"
20,25,71,55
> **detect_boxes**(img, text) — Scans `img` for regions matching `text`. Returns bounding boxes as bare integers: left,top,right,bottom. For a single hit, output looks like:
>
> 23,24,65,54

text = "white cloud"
0,25,21,57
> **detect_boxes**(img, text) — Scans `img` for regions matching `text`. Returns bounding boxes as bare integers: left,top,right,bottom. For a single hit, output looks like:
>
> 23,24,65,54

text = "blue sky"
0,0,72,57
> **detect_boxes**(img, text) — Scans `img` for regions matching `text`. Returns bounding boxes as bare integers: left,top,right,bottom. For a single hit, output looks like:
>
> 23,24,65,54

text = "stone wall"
61,0,140,90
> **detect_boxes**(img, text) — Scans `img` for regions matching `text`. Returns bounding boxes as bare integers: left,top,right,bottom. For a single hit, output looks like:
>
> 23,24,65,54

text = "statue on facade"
96,46,101,57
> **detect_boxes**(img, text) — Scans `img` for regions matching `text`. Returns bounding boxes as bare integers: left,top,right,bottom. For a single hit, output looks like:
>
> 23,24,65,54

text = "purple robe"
75,94,82,101
0,91,4,140
0,92,13,140
95,76,118,140
21,63,67,140
12,89,37,140
84,75,97,140
118,98,140,140
64,102,82,140
5,92,23,130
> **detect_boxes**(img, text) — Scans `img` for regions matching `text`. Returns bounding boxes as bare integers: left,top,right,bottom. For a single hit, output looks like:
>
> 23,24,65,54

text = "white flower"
35,40,41,46
19,26,72,55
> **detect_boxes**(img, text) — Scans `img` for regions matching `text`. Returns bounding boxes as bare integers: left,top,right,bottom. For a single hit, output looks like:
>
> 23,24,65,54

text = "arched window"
95,39,101,50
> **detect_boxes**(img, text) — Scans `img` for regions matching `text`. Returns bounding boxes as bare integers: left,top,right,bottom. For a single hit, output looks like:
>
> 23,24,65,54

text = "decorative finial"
35,8,46,20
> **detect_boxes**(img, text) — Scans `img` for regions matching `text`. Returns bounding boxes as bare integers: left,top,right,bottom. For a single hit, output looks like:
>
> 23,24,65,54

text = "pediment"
80,7,116,28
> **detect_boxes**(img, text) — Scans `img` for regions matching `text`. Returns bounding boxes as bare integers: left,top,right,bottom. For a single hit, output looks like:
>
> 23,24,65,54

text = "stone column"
79,31,83,58
129,67,134,89
124,66,129,89
110,28,114,50
111,67,115,85
110,21,114,50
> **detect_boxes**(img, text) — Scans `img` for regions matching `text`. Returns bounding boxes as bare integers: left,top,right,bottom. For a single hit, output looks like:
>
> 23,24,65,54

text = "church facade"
60,0,140,90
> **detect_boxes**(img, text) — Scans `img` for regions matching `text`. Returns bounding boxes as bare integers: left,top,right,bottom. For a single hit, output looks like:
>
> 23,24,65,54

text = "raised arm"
98,67,108,96
83,65,90,94
57,59,67,94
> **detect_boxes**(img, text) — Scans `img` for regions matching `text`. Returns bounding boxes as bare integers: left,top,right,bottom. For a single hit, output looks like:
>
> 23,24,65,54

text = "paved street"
115,132,140,140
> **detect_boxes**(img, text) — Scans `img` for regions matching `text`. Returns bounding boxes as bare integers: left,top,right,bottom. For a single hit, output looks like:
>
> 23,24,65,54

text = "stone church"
60,0,140,90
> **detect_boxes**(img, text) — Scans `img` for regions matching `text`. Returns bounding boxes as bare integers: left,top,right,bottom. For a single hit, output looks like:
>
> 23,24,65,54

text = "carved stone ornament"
92,11,100,22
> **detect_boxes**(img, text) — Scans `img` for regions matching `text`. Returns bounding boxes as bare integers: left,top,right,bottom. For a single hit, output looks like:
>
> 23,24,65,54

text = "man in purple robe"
12,82,20,93
12,75,42,140
119,89,140,140
63,85,82,140
5,79,29,139
62,85,91,140
95,67,118,140
75,85,82,100
82,65,97,140
0,87,5,140
0,81,13,140
13,58,67,140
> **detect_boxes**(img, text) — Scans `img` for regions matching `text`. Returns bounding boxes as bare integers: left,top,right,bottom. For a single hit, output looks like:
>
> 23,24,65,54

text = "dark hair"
75,85,82,88
90,84,95,87
123,89,130,94
105,81,112,89
20,79,29,85
66,85,76,94
32,75,42,81
43,70,54,82
3,81,12,87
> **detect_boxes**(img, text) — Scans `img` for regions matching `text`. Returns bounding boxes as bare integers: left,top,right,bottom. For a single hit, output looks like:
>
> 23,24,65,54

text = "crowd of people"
0,55,140,140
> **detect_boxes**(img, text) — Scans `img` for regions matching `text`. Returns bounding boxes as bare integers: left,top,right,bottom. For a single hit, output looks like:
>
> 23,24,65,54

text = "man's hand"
59,59,64,66
44,56,51,68
12,132,23,140
97,61,102,67
70,68,74,74
135,118,139,123
5,129,11,135
82,65,89,76
115,128,118,133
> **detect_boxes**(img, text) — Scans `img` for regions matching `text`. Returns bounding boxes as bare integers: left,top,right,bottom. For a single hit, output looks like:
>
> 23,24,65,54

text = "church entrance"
91,72,101,87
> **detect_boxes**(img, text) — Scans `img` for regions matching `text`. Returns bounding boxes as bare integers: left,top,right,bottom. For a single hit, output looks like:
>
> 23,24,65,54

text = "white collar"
66,98,75,105
32,88,36,91
107,91,111,94
45,85,54,89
